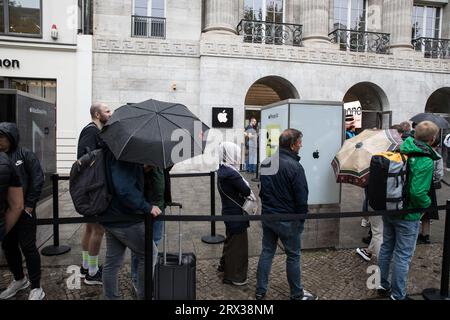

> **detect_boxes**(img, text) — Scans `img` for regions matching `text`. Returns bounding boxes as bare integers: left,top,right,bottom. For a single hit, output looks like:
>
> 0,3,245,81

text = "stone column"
442,4,450,39
299,0,330,46
382,0,414,52
203,0,238,34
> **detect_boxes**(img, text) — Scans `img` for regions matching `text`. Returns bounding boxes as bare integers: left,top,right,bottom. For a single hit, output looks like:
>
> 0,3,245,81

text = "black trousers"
2,210,41,289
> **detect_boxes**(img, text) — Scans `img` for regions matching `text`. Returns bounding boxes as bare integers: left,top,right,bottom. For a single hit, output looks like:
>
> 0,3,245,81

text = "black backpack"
69,149,112,216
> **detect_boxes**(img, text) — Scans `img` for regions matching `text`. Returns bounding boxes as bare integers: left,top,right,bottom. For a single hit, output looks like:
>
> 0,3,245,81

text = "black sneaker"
80,266,88,278
291,289,318,300
423,235,431,244
217,265,224,273
377,286,391,298
84,269,103,285
255,292,266,300
390,295,413,300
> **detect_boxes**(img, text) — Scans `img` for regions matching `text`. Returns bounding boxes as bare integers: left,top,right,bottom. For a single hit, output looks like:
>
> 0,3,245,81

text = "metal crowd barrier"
36,175,450,301
41,172,225,256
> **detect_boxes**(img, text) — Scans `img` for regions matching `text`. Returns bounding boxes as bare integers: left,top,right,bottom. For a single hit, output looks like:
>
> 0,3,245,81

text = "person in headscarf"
216,142,252,286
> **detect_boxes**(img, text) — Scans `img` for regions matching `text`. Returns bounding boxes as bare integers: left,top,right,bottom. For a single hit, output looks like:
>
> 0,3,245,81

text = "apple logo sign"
217,110,228,123
212,107,233,128
313,150,319,159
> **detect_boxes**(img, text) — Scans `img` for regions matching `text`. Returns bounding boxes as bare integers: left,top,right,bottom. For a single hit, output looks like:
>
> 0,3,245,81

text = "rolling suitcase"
154,202,196,300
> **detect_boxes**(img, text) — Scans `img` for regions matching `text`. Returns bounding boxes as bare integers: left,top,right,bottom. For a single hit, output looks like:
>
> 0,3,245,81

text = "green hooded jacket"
400,137,440,221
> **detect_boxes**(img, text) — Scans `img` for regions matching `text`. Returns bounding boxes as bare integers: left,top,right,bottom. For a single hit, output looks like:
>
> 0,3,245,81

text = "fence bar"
41,174,71,256
201,171,225,244
423,199,450,300
144,214,154,300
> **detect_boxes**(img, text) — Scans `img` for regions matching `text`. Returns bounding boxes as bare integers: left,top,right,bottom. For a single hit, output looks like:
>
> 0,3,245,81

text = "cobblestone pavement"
0,244,442,300
0,172,448,300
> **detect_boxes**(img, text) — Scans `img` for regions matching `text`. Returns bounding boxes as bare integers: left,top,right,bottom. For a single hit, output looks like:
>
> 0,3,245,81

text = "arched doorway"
425,87,450,114
243,76,299,173
343,82,390,130
425,88,450,169
244,75,300,127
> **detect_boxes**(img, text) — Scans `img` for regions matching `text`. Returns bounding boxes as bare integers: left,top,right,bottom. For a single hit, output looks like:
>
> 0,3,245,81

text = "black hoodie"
0,123,44,209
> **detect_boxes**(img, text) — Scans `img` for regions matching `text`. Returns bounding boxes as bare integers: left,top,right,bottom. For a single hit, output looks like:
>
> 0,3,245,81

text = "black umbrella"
410,113,449,129
100,99,209,168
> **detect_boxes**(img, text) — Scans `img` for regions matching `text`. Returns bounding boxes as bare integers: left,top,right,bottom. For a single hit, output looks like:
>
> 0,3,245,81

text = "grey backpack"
69,149,112,216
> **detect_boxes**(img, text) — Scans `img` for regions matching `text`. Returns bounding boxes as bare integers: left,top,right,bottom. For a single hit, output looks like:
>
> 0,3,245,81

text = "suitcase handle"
163,204,183,266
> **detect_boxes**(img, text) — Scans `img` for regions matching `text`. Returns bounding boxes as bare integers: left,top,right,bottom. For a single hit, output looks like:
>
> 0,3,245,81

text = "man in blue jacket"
101,150,161,300
256,128,318,300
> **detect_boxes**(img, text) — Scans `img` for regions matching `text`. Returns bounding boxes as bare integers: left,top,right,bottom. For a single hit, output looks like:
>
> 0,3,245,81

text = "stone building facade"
93,0,450,163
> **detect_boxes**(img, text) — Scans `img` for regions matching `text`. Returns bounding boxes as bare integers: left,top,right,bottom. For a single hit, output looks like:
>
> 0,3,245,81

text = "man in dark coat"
77,103,112,285
0,123,45,300
256,128,317,301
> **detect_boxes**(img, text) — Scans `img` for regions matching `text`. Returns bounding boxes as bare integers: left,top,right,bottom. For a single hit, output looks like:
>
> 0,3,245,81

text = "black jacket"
0,123,44,209
77,122,101,159
260,148,309,217
217,165,251,235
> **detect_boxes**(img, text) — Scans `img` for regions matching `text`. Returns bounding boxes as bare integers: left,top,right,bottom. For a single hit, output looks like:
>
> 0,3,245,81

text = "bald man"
77,103,112,285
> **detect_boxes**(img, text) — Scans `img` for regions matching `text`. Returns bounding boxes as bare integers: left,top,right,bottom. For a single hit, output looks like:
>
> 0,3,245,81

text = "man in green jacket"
378,121,440,300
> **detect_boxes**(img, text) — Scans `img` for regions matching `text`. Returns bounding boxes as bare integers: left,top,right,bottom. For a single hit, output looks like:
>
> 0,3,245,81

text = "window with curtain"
8,0,41,35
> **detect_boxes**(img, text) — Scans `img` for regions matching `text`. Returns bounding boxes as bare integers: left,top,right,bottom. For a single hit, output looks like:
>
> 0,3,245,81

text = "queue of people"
0,102,445,301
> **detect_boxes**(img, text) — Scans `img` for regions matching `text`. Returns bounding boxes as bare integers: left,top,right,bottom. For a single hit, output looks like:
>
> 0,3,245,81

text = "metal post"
201,172,225,244
145,214,154,300
252,128,260,182
423,200,450,300
41,174,71,256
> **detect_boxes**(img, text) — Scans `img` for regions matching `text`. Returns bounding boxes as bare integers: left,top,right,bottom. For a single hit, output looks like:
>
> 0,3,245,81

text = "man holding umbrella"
100,150,161,300
99,99,209,300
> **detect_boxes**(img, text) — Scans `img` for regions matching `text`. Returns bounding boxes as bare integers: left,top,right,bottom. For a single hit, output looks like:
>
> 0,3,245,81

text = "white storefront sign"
344,101,363,128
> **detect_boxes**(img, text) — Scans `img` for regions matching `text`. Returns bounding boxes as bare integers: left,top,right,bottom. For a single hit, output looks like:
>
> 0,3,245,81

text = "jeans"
131,212,164,287
378,215,420,300
2,210,41,289
103,222,157,300
256,220,305,298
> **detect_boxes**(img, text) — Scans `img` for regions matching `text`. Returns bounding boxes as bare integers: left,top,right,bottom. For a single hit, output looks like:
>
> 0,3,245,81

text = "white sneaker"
0,278,30,299
28,288,45,300
361,218,371,228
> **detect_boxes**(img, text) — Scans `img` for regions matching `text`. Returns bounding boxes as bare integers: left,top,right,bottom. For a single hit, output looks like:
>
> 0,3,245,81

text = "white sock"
88,255,99,276
82,251,89,269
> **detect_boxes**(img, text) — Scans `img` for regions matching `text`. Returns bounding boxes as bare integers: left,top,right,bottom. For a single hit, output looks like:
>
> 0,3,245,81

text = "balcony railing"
131,15,166,39
237,19,302,47
329,29,390,55
412,37,450,59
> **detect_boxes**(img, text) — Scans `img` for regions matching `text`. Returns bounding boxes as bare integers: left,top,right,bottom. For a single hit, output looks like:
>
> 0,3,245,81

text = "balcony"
412,37,450,59
329,29,390,55
237,19,302,47
131,15,166,39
